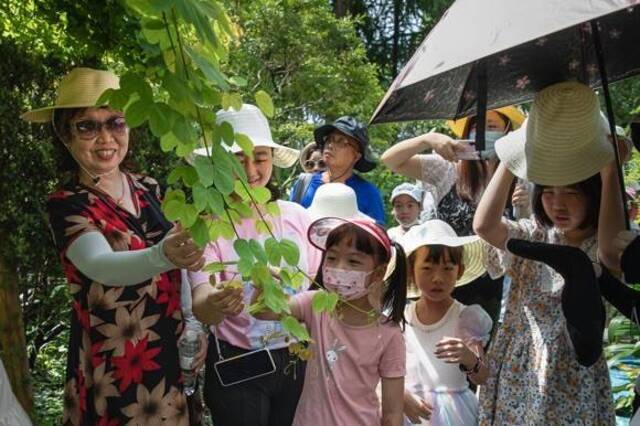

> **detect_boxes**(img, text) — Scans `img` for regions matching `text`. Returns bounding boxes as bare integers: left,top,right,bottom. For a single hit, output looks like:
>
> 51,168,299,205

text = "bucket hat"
495,82,614,186
399,220,486,286
314,116,377,173
21,68,120,123
308,217,390,257
390,182,423,204
193,104,299,168
308,183,372,221
447,106,525,139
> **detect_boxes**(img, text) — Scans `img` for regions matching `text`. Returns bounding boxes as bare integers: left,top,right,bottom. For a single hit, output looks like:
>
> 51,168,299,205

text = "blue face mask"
468,130,505,159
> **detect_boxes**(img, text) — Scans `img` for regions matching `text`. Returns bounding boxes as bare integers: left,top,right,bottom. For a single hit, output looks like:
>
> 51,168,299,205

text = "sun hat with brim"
399,219,486,287
447,106,525,139
308,217,391,257
192,104,299,168
21,68,120,123
308,183,373,221
495,82,614,186
314,116,377,173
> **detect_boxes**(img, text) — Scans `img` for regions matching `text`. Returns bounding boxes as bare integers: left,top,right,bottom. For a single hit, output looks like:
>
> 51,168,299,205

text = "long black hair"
315,223,407,327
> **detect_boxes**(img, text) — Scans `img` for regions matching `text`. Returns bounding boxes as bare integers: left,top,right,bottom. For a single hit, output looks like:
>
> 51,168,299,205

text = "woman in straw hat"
472,81,626,424
398,220,490,426
187,104,322,426
23,67,208,425
381,107,527,335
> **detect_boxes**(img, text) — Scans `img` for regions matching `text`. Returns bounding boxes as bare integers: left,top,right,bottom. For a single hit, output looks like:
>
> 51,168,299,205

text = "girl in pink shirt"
255,217,408,426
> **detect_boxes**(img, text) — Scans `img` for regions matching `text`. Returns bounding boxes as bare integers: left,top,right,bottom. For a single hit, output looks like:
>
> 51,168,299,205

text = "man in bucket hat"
289,116,385,224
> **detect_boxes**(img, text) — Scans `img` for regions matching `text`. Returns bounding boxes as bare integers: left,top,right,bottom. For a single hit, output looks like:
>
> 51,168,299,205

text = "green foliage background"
1,0,640,424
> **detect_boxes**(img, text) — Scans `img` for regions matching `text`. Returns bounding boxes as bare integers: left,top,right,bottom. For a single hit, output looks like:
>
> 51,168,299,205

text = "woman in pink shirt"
189,104,322,426
255,217,408,426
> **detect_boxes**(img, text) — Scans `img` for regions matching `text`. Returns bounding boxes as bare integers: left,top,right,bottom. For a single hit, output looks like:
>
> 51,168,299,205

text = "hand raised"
163,224,206,271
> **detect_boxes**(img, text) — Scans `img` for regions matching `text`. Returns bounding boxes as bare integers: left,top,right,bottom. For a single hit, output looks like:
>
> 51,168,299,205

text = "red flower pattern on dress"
73,301,90,331
156,275,181,317
77,369,88,414
112,337,162,392
98,416,120,426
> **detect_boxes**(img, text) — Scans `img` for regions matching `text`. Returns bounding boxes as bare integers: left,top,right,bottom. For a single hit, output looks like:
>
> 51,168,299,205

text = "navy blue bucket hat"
314,116,377,173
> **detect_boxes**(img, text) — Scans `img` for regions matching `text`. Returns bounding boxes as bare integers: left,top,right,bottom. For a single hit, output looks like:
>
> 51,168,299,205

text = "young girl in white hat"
473,81,624,425
399,220,491,425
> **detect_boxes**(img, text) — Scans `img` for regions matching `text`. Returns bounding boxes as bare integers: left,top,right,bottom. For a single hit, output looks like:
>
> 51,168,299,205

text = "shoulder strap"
292,173,313,204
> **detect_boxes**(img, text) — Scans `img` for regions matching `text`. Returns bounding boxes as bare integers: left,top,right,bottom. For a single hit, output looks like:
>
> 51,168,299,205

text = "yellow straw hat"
495,82,614,186
447,106,526,138
21,67,120,123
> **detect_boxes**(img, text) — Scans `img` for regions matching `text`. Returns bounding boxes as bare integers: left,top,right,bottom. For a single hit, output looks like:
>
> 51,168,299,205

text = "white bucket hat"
390,182,423,203
193,104,299,168
399,220,486,287
307,183,372,221
495,82,614,186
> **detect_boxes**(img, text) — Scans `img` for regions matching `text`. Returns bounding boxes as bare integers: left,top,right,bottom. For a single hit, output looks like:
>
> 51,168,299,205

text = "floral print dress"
47,173,187,426
478,219,615,425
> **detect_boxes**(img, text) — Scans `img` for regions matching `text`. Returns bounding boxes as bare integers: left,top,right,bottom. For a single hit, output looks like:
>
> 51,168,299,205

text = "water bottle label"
180,356,194,370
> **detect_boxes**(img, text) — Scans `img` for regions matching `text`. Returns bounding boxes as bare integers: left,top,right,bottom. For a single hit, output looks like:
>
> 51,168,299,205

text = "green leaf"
181,203,200,228
291,271,306,289
222,92,243,111
264,237,281,266
235,133,254,157
149,103,171,136
281,316,310,341
190,217,210,247
163,72,191,102
203,262,228,274
233,180,250,201
219,121,235,145
160,132,180,152
229,76,248,87
233,239,253,261
311,291,338,313
124,100,149,128
213,166,234,195
108,89,130,111
266,202,281,217
206,187,224,215
280,239,300,265
192,183,208,211
95,88,114,106
237,257,254,278
249,240,268,264
185,45,230,90
255,90,275,118
120,73,153,103
251,187,272,204
256,220,272,235
172,119,195,145
163,199,183,221
194,155,215,186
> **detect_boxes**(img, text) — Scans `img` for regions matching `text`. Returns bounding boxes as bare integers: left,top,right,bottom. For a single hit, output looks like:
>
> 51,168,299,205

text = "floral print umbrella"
371,0,640,124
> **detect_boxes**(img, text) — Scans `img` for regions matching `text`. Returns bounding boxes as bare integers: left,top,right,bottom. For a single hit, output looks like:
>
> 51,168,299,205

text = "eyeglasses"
325,135,359,151
72,116,128,140
304,159,326,169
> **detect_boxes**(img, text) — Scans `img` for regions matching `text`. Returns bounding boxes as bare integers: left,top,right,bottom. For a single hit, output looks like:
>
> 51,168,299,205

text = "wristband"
459,355,482,375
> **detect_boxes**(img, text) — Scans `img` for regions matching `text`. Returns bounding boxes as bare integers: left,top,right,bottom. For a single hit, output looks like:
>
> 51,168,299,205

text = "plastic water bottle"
179,328,200,396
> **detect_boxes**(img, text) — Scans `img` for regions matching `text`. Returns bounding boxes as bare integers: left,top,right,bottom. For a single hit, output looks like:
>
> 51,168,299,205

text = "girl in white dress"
399,220,491,425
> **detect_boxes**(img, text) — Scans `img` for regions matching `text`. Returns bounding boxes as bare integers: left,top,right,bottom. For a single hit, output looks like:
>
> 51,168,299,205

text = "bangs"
411,245,464,266
325,223,389,262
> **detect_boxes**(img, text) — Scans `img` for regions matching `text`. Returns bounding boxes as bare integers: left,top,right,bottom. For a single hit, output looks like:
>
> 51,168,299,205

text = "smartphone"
455,140,480,160
214,347,276,387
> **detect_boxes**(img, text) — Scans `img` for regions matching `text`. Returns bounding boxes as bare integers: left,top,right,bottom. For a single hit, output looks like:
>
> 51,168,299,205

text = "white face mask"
468,130,505,159
322,266,375,300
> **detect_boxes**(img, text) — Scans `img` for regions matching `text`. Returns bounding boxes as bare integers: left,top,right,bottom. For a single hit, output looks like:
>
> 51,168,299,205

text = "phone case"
213,347,277,387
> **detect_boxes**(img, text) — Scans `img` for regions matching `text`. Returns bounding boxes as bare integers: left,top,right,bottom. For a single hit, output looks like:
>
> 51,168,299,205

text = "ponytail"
381,242,408,328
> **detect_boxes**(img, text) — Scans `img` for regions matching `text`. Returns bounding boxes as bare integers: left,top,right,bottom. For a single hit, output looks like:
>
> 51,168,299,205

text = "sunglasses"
304,159,326,169
72,116,128,140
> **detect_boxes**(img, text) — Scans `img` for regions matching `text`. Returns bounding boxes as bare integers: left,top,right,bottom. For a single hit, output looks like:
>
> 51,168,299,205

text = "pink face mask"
322,266,375,300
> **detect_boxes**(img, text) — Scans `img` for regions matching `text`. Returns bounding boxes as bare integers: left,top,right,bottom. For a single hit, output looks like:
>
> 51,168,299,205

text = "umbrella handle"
475,59,488,152
591,20,630,231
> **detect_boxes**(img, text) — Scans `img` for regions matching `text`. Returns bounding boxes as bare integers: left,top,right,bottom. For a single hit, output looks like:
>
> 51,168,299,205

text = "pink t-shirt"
291,291,406,426
189,200,322,350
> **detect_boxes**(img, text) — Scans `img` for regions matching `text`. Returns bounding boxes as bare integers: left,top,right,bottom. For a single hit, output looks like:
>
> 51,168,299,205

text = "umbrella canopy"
371,0,640,124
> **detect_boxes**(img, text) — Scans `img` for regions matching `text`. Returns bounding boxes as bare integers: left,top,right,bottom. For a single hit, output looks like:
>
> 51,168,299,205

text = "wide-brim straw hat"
447,106,525,138
399,219,486,287
495,82,614,186
193,104,299,168
21,67,120,123
308,183,373,221
299,142,321,170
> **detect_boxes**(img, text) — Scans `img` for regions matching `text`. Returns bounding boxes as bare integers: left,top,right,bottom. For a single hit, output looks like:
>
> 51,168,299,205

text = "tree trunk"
333,0,349,17
0,251,33,414
391,0,402,77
